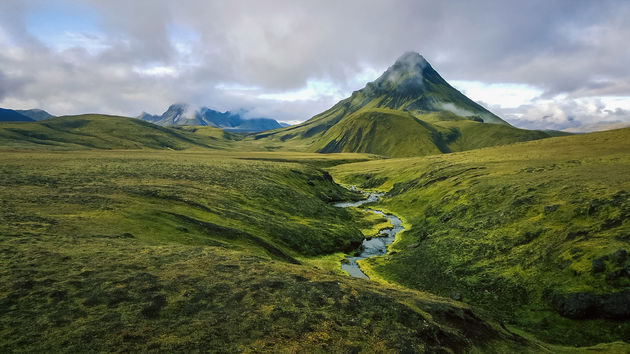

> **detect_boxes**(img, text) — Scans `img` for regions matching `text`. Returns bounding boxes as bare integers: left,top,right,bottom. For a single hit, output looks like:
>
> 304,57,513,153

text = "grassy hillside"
0,149,547,352
314,108,443,157
1,112,554,158
0,150,374,261
434,118,553,152
250,107,553,158
313,108,553,157
1,237,545,353
0,114,237,150
330,128,630,346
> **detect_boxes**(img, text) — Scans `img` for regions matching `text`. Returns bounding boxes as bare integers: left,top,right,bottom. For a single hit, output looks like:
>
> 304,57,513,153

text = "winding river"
334,190,404,279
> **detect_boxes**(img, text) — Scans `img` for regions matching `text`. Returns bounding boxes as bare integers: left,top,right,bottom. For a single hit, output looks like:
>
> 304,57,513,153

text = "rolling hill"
0,114,238,150
330,127,630,346
251,52,556,157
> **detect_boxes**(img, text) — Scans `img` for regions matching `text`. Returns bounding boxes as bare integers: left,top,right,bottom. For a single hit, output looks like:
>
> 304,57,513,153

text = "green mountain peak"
251,51,553,157
357,51,504,122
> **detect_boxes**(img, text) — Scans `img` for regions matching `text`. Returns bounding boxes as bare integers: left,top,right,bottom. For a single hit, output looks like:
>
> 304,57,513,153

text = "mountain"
138,104,285,132
138,103,198,126
352,51,507,124
0,114,238,149
0,107,55,122
197,106,284,132
252,52,553,157
0,108,34,122
15,108,55,121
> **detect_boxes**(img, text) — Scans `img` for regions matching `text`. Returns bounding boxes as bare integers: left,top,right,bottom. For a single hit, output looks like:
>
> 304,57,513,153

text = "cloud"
490,97,630,131
133,65,179,78
435,103,475,117
0,0,628,128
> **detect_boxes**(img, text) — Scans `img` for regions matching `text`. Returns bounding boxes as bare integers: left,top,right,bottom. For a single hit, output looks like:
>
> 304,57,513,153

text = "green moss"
0,149,547,352
2,113,629,350
347,208,392,238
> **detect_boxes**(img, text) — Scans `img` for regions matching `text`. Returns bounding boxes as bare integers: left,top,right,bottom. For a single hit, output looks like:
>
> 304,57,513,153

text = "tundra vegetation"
330,128,630,346
1,51,629,351
0,145,541,352
1,115,628,351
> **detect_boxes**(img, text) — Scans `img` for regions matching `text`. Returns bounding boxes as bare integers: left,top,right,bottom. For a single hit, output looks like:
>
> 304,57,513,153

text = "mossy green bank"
330,128,630,346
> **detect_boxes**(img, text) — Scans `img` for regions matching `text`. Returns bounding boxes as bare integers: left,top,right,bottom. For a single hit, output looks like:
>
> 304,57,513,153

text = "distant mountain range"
0,108,55,122
0,104,287,133
138,104,288,132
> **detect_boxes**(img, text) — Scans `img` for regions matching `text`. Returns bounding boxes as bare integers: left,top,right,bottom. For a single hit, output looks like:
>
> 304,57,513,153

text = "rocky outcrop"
550,290,630,319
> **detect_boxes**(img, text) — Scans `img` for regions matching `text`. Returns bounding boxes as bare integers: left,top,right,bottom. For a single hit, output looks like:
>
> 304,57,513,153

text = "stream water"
334,190,404,279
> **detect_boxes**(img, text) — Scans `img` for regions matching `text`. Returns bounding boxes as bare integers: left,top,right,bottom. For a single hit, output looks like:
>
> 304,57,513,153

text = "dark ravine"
334,189,404,279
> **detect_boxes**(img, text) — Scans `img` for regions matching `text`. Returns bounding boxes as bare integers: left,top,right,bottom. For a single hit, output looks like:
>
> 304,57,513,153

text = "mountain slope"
15,108,55,121
252,52,554,157
139,104,284,132
355,51,507,124
0,107,55,122
330,128,630,346
0,108,34,122
315,108,443,156
0,114,237,150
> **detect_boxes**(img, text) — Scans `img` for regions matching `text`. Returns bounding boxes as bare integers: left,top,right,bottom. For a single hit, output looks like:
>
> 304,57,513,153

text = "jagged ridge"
138,104,285,132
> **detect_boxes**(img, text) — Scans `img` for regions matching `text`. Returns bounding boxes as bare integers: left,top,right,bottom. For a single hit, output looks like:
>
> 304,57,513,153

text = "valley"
1,52,628,352
2,123,628,352
330,128,630,346
333,191,405,279
0,149,543,352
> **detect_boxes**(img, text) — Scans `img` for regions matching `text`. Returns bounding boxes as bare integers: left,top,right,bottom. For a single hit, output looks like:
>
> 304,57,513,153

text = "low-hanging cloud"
0,0,628,128
489,97,630,131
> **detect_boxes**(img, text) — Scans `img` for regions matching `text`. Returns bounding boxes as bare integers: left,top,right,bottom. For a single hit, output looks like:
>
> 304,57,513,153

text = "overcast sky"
1,0,629,130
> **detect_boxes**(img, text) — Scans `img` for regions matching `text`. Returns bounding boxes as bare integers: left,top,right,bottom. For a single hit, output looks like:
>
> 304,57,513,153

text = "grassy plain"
0,150,376,261
0,148,549,352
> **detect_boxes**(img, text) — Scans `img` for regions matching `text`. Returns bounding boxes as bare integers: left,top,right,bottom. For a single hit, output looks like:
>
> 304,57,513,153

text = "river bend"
334,191,404,279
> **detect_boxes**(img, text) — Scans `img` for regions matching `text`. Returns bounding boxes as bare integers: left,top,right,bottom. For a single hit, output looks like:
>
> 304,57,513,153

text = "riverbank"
333,189,406,280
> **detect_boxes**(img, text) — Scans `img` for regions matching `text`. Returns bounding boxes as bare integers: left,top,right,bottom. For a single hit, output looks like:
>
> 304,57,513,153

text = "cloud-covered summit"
373,51,429,89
